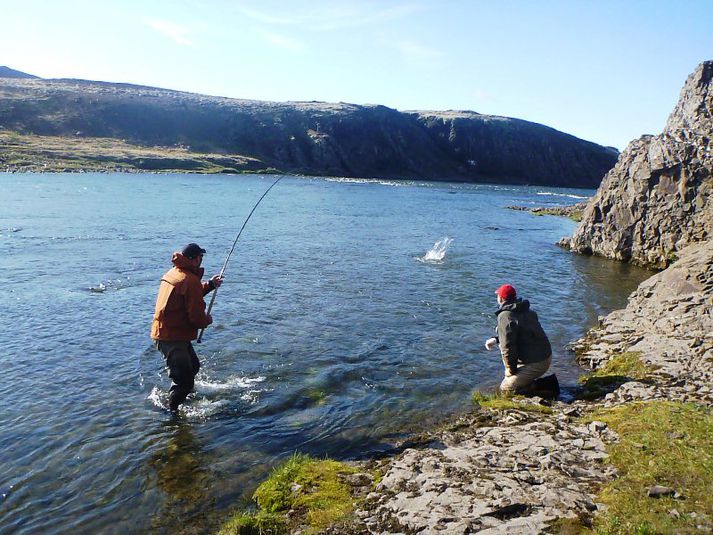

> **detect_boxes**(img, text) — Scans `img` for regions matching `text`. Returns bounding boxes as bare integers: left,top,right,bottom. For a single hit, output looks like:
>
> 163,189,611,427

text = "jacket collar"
171,252,205,278
495,298,526,315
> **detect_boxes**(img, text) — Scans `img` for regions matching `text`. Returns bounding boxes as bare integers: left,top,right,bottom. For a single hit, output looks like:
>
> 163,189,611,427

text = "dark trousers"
155,340,200,411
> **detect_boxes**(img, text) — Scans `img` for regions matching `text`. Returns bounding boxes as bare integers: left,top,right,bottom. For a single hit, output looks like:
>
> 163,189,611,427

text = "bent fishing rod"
197,175,283,343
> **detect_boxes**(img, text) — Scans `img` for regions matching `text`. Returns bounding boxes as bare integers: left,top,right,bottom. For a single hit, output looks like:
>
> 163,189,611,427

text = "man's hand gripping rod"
197,176,283,343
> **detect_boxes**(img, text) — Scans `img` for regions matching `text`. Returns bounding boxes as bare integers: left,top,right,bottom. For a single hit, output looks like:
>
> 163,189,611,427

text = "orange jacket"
151,253,213,341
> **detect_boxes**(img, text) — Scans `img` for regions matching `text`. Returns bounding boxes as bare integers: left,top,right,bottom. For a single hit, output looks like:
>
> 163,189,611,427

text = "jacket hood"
495,298,530,315
171,252,205,278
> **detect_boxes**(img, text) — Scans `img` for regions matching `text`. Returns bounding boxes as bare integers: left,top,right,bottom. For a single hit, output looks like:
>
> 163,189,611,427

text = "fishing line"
197,175,284,343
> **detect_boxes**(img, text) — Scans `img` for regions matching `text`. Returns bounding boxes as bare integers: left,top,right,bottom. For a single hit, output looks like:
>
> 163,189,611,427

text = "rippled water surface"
0,173,652,533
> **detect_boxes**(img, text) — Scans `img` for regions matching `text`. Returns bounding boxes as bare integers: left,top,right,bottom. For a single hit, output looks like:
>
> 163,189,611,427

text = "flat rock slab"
357,410,614,534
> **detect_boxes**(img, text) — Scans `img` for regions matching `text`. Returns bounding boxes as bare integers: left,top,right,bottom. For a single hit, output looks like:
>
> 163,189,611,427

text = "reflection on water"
570,253,652,325
0,173,654,534
148,422,215,532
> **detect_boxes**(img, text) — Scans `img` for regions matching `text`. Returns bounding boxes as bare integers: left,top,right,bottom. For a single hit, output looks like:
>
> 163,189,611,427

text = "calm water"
0,173,651,534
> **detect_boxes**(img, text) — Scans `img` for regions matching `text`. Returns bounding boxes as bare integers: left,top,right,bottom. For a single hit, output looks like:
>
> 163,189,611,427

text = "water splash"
147,386,232,418
536,191,588,199
195,375,265,393
147,375,266,418
148,386,170,411
181,397,231,419
87,277,132,293
418,237,453,263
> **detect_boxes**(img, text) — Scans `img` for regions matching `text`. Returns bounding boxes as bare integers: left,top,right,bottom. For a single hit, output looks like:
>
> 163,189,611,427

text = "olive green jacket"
496,299,552,374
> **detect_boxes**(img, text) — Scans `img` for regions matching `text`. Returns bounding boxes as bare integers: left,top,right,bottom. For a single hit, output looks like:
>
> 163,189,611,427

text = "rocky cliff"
415,110,618,188
0,75,617,186
563,61,713,268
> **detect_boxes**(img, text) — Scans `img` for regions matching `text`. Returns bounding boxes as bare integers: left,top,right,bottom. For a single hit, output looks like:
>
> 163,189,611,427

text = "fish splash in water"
418,237,453,263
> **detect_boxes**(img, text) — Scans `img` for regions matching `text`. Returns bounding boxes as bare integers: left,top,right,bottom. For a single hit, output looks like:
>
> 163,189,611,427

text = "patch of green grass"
471,391,553,414
218,453,363,535
217,510,286,535
586,401,713,534
0,129,264,174
530,207,582,222
577,352,655,400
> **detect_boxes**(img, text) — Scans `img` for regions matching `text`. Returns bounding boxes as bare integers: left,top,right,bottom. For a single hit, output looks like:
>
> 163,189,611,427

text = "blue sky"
2,0,712,149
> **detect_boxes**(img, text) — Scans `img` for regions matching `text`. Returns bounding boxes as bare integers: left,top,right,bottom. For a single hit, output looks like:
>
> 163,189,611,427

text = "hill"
0,74,618,185
0,66,38,79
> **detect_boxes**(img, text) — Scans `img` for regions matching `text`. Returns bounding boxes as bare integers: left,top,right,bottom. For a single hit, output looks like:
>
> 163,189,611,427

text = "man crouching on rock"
485,284,552,394
151,243,222,413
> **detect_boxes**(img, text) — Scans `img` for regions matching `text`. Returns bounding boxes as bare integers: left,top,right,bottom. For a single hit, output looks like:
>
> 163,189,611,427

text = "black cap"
181,243,206,258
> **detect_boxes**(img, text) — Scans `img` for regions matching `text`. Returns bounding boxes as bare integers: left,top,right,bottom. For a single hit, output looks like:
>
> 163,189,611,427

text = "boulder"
565,61,713,268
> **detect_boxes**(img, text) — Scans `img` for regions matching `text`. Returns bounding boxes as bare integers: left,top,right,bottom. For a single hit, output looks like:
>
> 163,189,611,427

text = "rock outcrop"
571,240,713,405
563,61,713,268
0,76,617,186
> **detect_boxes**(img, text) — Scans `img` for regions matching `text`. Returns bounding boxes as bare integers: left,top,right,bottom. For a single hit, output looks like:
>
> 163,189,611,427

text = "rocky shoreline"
506,201,588,221
561,62,712,269
341,240,712,535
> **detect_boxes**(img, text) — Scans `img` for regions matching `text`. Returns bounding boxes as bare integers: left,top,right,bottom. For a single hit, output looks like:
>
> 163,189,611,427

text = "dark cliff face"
414,111,618,187
566,61,713,268
0,77,618,186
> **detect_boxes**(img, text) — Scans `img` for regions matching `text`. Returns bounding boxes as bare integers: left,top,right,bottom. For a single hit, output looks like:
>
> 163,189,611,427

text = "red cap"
495,284,517,301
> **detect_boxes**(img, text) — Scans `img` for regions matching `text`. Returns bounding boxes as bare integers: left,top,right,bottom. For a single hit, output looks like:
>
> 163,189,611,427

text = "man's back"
497,299,551,364
151,255,210,341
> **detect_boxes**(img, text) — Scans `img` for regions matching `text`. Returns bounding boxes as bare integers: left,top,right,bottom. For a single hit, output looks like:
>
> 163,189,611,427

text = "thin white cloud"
144,18,193,46
261,31,306,51
311,4,424,31
235,2,423,31
395,40,443,62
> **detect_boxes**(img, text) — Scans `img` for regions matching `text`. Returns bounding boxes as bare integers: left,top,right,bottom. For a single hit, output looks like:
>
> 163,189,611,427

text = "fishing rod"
197,175,284,343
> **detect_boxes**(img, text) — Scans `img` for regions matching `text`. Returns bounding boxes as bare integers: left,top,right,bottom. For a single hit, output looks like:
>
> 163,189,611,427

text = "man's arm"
497,313,519,374
202,275,223,296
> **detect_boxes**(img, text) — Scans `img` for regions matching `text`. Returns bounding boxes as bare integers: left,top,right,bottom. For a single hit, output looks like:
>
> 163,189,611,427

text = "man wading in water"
151,243,222,413
485,284,553,394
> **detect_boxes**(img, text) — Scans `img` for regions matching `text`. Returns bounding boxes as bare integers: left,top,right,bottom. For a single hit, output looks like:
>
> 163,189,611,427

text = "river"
0,173,651,533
